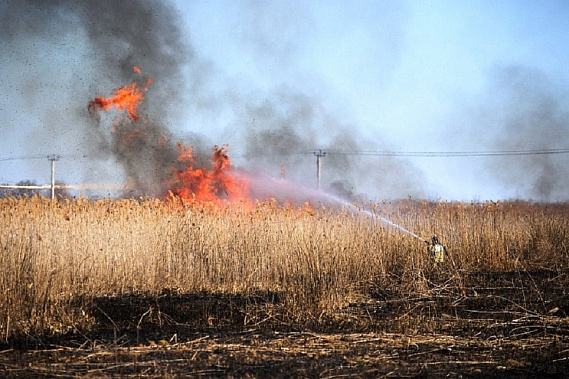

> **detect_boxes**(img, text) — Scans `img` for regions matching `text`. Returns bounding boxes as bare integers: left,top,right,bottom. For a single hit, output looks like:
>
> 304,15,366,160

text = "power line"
324,148,569,157
235,148,569,159
0,155,46,162
2,148,569,163
0,154,92,162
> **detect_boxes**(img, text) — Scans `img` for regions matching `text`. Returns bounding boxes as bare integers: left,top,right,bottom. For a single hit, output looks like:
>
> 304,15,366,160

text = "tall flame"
88,78,153,121
88,67,250,204
169,143,249,203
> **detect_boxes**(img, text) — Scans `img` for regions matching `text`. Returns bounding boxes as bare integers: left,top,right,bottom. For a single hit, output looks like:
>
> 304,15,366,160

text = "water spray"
352,200,446,263
248,173,446,261
335,197,427,241
316,192,446,262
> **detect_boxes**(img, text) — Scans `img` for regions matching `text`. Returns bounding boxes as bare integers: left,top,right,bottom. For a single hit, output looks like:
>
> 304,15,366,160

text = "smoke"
475,65,569,202
0,0,424,200
224,0,423,200
0,0,201,194
234,88,425,200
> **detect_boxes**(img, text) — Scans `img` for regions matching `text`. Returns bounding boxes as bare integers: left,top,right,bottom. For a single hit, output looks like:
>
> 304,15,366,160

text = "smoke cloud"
232,88,425,200
0,0,205,195
472,66,569,202
0,0,425,200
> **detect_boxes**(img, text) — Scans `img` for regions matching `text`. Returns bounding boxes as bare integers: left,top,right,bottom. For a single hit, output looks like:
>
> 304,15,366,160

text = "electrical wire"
322,148,569,157
2,148,569,162
236,148,569,158
0,154,91,162
0,155,46,161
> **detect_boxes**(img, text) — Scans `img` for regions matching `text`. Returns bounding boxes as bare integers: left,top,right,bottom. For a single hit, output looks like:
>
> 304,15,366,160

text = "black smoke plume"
0,0,201,195
0,0,425,200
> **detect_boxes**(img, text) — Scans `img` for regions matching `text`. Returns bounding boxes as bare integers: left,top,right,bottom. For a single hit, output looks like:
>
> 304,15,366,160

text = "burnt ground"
1,270,569,378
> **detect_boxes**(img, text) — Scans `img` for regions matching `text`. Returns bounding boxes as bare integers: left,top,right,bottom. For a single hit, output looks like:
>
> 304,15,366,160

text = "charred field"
1,196,569,377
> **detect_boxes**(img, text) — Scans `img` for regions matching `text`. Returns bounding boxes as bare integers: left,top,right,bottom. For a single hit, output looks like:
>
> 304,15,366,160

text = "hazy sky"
1,0,569,201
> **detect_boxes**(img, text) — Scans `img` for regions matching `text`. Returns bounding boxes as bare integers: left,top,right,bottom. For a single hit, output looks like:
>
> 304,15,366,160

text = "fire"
88,67,250,204
169,143,249,203
88,78,153,120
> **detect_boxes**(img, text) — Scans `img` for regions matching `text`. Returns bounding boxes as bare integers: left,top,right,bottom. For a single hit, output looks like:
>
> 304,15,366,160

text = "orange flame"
88,77,153,120
88,68,250,205
169,143,249,204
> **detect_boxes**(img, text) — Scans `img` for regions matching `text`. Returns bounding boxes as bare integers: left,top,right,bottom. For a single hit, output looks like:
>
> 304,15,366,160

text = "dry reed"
1,195,568,341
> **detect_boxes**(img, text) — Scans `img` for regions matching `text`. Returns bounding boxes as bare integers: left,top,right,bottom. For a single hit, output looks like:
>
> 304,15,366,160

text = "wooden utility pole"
47,154,60,200
314,149,326,190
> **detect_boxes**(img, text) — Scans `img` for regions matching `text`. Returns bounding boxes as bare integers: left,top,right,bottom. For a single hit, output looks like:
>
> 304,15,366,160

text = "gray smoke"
235,88,425,200
478,66,569,202
0,0,203,195
226,1,422,200
0,0,425,200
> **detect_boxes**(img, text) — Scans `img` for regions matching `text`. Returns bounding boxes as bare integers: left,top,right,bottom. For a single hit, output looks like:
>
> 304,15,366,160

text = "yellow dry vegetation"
1,195,568,340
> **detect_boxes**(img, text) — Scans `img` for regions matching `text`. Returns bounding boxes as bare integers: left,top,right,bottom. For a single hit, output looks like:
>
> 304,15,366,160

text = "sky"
1,0,569,202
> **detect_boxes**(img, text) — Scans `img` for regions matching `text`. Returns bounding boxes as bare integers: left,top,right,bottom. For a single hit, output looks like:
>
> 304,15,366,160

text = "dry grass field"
1,195,569,377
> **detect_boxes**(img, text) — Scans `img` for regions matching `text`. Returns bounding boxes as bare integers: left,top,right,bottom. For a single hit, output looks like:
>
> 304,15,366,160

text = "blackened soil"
1,271,568,378
359,269,569,336
88,289,282,332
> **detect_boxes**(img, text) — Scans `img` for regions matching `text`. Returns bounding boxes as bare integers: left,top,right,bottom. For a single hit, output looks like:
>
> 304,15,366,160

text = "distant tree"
0,180,43,198
0,184,9,198
13,180,44,198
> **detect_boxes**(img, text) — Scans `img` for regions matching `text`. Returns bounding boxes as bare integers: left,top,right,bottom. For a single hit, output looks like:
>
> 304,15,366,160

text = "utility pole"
47,154,60,200
314,149,326,190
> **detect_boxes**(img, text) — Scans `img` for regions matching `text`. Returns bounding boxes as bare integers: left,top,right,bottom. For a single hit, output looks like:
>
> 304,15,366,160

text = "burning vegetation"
87,69,153,121
87,68,249,204
169,143,250,203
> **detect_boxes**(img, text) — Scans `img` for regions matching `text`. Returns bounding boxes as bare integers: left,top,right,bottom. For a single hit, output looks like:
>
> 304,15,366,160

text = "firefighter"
427,236,445,263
